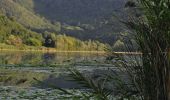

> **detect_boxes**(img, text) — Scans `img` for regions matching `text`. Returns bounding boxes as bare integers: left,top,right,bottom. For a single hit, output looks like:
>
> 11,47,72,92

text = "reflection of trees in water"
42,53,56,64
0,52,22,64
21,53,42,65
52,52,105,64
0,52,42,65
0,52,106,65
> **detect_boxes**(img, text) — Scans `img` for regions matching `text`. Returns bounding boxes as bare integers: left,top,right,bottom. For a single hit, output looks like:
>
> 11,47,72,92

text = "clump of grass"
123,0,170,100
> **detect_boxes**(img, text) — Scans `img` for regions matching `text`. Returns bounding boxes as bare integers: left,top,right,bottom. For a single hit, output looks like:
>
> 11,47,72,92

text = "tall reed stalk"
125,0,170,99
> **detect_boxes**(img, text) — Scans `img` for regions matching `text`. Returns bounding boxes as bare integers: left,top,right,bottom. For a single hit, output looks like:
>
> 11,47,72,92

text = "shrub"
25,38,42,46
6,35,23,46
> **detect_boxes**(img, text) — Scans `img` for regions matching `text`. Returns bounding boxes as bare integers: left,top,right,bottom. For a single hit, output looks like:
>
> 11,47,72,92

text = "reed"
124,0,170,99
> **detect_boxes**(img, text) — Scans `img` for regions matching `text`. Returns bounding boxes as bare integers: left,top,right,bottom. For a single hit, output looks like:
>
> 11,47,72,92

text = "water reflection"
0,51,106,65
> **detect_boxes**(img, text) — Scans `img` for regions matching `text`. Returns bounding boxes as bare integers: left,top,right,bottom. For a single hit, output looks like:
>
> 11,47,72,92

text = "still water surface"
0,51,108,88
0,51,106,66
0,51,110,99
0,51,140,99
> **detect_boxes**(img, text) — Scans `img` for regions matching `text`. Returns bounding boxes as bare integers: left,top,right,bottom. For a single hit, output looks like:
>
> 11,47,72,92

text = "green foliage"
69,69,112,100
55,0,170,100
5,0,127,44
127,0,170,99
26,38,42,46
6,35,23,46
0,1,110,51
0,0,60,32
0,68,48,87
12,0,35,11
0,14,107,51
55,35,107,51
113,40,125,51
0,14,43,46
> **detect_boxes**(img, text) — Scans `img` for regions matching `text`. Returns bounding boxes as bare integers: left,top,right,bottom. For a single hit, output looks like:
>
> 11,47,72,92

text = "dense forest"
0,0,129,46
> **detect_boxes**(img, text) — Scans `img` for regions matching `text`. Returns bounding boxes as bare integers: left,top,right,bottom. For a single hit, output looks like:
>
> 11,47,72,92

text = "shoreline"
0,48,142,54
113,52,142,55
0,48,106,53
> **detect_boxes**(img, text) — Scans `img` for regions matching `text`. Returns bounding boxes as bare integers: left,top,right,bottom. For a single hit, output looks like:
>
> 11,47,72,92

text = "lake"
0,51,106,66
0,51,141,99
0,51,113,99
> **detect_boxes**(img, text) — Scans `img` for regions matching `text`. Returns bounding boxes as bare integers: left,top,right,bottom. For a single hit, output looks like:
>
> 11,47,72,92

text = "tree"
43,32,56,47
44,36,55,47
113,40,125,51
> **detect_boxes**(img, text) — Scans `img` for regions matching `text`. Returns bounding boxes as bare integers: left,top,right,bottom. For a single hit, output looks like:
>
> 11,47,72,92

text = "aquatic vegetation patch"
0,86,99,100
0,69,49,87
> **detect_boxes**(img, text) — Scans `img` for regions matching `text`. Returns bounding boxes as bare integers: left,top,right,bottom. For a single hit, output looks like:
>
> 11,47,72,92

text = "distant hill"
0,0,130,45
32,0,126,24
13,0,129,43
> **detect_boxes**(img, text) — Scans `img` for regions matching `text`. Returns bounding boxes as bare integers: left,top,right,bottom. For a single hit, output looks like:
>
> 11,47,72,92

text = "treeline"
0,14,108,51
111,32,138,52
43,32,108,51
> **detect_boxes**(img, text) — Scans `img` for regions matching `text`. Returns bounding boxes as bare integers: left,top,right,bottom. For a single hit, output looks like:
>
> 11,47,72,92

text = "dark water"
0,51,106,66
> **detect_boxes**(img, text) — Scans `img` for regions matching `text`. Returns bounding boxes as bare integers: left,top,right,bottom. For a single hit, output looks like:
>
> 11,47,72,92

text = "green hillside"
0,0,60,32
0,13,43,46
0,0,130,51
0,12,107,51
12,0,35,11
11,0,128,44
32,0,126,24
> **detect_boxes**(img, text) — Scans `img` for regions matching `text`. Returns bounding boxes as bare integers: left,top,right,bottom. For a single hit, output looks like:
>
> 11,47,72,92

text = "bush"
6,35,23,46
25,38,42,46
113,40,125,51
